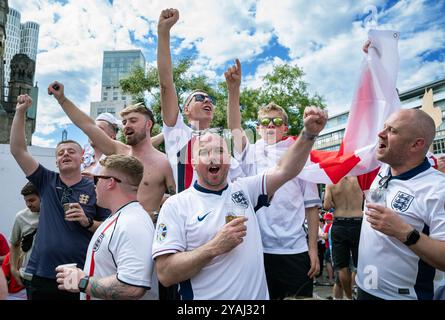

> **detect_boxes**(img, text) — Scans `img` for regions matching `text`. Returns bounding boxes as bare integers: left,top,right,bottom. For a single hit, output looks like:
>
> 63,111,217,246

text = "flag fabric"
297,29,403,187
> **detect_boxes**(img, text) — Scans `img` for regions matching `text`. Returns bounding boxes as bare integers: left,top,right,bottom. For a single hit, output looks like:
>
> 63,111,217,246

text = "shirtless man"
48,82,176,219
323,176,363,299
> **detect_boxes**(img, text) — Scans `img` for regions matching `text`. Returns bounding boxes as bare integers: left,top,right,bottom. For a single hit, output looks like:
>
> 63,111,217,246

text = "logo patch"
231,191,249,209
78,194,90,205
391,191,414,212
157,223,168,242
93,233,104,252
197,211,211,222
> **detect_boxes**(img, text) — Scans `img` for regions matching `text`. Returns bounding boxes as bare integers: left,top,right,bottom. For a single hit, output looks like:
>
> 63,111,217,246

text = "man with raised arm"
225,59,322,299
152,106,327,300
10,94,109,300
157,8,244,194
48,83,176,221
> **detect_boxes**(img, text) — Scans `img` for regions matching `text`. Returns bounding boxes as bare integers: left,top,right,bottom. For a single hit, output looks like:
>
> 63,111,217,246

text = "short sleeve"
111,214,155,288
299,179,322,208
152,199,187,259
162,113,193,156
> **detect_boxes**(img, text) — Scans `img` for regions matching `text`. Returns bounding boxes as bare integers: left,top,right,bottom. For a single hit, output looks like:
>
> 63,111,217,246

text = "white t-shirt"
10,208,40,270
82,201,157,300
356,160,445,300
162,112,245,193
237,137,321,254
152,175,270,300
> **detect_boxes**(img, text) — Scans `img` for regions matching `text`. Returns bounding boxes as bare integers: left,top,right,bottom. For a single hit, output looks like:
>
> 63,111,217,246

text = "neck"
390,157,425,176
190,119,211,131
196,178,228,192
130,137,154,154
107,194,138,215
60,170,82,186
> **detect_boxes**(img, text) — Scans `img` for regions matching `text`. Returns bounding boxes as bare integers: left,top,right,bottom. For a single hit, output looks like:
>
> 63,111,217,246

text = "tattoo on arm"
89,276,144,300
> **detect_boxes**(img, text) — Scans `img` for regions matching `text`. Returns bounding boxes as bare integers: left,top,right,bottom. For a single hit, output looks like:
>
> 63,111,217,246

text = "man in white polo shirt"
225,59,321,299
157,8,244,195
152,106,327,300
56,155,157,300
356,109,445,300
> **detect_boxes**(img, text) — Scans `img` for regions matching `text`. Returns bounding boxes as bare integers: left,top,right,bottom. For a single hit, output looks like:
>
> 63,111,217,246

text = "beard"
126,130,147,146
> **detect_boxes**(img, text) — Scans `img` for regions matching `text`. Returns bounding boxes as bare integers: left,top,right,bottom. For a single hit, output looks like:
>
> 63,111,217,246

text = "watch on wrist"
403,229,420,246
78,276,90,293
84,216,94,229
301,130,318,141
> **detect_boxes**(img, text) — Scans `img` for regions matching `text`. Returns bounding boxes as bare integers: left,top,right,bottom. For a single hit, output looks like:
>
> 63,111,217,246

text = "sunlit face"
376,111,415,167
257,110,288,145
192,133,231,190
23,194,40,213
184,92,214,125
122,112,150,146
55,143,83,173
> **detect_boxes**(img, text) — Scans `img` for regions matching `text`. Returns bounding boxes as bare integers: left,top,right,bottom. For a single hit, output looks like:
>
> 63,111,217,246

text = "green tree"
238,63,325,137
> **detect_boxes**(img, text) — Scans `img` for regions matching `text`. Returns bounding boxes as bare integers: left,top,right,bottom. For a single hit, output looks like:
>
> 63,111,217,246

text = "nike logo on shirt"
197,211,211,222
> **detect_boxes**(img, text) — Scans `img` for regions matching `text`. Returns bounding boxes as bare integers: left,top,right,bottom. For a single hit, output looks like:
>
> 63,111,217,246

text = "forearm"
157,243,217,287
57,97,96,132
9,245,21,271
157,29,179,125
306,207,319,252
408,234,445,271
87,275,145,300
227,88,246,153
278,136,314,180
10,109,27,156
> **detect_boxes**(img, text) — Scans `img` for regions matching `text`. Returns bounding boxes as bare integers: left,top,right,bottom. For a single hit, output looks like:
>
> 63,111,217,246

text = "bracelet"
301,130,318,141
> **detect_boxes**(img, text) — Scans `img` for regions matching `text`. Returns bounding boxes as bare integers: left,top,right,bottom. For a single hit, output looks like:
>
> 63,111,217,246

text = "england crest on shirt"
391,191,414,212
231,191,249,208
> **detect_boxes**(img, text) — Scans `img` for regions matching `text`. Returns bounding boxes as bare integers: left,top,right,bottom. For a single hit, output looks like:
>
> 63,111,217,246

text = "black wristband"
84,216,94,229
301,130,318,141
403,229,420,246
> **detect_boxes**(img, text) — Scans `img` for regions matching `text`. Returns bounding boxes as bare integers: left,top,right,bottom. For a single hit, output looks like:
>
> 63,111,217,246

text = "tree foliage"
120,57,325,138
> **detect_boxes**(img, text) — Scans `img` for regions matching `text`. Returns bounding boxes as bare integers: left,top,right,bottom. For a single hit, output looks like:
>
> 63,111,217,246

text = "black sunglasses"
189,93,215,105
258,117,284,127
93,175,122,186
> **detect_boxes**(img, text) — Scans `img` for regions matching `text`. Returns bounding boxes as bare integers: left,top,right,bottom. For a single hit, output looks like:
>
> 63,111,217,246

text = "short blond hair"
120,103,155,134
99,154,144,187
258,102,288,125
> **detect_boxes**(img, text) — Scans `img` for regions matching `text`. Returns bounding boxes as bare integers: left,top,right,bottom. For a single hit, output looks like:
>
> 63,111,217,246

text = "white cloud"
7,0,445,147
31,134,55,147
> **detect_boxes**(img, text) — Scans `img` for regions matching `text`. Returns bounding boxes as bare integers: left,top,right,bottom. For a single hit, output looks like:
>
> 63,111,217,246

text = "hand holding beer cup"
225,199,246,224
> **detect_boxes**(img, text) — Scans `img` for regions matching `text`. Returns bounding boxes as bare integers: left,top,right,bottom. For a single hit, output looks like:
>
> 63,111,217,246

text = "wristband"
301,130,318,141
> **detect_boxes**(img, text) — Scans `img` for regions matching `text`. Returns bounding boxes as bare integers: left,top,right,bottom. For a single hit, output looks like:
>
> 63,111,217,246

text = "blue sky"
8,0,445,148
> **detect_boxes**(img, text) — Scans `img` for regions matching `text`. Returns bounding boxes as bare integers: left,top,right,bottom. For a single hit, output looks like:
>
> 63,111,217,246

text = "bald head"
192,132,230,164
398,109,435,154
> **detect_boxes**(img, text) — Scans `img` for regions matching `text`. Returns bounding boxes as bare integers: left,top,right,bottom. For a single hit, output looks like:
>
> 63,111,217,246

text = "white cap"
95,112,121,128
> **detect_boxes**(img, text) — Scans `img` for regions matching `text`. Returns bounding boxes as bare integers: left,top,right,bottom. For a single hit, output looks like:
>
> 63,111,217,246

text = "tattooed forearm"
88,276,145,300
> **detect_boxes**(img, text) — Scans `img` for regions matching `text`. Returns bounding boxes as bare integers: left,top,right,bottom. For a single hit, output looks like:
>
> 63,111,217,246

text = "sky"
8,0,445,148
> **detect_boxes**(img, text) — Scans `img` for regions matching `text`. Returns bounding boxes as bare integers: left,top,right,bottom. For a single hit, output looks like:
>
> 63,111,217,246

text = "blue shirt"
26,164,109,279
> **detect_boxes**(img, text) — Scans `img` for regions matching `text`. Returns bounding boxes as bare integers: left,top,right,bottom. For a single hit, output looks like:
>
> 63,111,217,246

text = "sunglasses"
93,175,122,186
258,117,284,127
378,174,391,189
189,93,215,105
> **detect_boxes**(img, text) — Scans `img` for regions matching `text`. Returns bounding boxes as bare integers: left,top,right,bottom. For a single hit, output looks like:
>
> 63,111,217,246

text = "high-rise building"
4,8,39,91
90,50,146,119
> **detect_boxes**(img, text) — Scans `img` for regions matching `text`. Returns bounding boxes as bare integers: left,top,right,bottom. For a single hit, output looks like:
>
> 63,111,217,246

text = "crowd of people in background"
1,8,445,301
